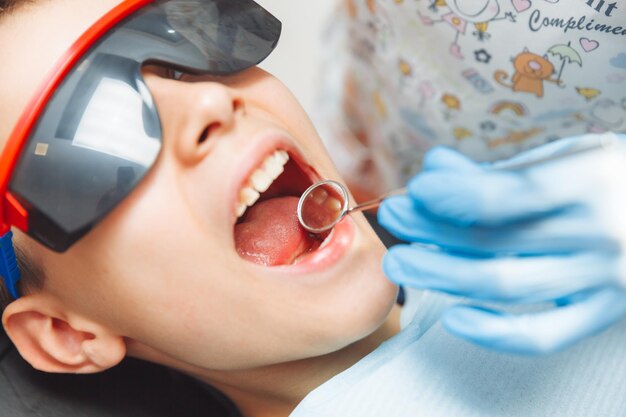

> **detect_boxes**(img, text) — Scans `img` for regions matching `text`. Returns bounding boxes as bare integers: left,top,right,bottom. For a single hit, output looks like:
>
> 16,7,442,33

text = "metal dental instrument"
297,180,406,234
297,135,619,234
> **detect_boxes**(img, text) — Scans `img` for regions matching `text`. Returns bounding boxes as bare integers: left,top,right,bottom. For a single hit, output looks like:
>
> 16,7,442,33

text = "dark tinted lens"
144,0,282,74
9,0,281,251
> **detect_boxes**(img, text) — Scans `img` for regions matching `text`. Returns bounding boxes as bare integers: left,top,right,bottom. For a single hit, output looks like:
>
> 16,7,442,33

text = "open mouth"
234,149,330,266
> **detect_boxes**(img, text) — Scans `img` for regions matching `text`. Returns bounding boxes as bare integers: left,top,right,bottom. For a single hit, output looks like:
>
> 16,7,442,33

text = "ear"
2,294,126,374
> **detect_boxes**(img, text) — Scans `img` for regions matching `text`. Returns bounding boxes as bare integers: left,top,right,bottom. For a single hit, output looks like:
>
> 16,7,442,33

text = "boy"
0,0,400,414
0,1,625,416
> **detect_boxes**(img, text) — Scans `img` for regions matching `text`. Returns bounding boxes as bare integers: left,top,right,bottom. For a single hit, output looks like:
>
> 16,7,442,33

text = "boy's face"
0,0,398,371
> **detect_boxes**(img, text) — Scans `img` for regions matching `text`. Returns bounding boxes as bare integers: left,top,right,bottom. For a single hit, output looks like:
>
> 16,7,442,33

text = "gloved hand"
379,133,626,355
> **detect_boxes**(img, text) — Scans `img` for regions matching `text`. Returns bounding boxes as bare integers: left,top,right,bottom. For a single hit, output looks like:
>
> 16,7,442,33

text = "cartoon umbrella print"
548,42,582,88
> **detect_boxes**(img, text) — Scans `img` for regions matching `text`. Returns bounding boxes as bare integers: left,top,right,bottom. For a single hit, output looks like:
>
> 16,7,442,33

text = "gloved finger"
408,134,620,228
441,287,626,355
421,147,481,172
424,134,610,172
383,245,618,303
378,196,613,256
492,135,588,169
407,168,574,227
490,133,613,170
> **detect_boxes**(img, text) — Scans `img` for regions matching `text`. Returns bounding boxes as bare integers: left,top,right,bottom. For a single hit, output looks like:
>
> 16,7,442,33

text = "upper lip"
230,129,320,222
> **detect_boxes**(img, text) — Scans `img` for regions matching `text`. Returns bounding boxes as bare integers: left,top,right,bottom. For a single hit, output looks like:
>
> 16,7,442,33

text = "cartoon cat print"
494,49,560,97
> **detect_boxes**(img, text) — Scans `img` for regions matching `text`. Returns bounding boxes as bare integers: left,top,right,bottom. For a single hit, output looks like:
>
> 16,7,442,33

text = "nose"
528,60,542,71
146,74,244,165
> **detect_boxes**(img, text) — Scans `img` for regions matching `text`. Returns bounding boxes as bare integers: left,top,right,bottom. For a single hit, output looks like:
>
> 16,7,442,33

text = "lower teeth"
293,229,333,265
318,228,335,250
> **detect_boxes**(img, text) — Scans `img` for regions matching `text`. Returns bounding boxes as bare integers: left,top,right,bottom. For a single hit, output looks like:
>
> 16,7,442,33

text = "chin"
346,230,398,334
304,224,399,355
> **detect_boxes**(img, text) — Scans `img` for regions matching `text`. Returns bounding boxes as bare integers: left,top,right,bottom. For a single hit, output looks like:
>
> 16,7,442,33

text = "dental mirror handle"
345,134,616,214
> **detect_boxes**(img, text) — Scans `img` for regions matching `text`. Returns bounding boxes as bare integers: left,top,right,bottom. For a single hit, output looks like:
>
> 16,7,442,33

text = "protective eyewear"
0,0,281,298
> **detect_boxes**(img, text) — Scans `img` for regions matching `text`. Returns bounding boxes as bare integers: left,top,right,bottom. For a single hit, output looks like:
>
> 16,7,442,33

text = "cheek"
47,182,269,367
245,75,314,132
53,214,250,368
44,169,216,311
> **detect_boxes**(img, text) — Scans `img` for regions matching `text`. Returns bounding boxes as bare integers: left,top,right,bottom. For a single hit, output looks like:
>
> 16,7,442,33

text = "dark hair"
0,245,44,311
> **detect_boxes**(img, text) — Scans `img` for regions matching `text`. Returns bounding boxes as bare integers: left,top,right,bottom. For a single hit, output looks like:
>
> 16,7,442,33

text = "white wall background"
254,0,337,115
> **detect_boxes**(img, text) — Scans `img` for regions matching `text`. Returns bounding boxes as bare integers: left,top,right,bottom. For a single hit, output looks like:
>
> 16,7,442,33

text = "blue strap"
0,231,20,299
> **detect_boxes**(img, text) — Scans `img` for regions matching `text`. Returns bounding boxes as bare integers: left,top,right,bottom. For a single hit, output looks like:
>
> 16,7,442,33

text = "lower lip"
276,216,355,274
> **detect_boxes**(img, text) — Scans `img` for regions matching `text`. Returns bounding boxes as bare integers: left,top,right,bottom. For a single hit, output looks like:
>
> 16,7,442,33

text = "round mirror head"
297,180,349,234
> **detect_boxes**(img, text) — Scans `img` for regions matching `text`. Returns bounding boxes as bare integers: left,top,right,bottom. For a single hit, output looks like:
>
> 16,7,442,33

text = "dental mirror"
298,133,619,234
297,180,405,234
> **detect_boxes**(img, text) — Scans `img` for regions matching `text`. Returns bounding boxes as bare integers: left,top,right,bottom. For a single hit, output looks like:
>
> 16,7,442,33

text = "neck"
200,304,402,417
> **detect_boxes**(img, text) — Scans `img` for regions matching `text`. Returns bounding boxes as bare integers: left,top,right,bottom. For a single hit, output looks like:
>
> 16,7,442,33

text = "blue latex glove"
379,133,626,355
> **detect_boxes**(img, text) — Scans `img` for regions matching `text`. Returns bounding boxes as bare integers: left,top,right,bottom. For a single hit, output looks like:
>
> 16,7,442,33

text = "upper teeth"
237,150,289,218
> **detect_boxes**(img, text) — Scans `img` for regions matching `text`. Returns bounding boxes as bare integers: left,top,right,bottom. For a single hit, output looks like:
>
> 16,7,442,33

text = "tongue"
235,197,317,266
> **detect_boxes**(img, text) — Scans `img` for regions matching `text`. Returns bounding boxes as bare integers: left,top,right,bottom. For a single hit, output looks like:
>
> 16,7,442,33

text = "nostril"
198,127,210,144
198,123,219,144
195,96,241,145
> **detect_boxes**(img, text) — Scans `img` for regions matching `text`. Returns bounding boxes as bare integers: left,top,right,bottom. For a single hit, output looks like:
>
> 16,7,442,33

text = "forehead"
0,0,122,144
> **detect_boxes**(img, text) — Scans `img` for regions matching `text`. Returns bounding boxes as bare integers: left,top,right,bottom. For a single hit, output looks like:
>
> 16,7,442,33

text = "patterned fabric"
316,0,626,196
